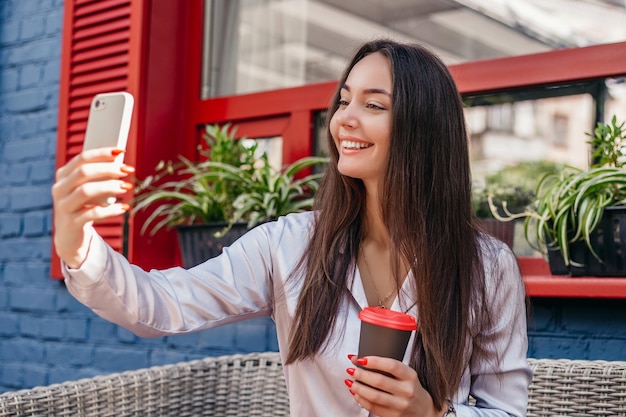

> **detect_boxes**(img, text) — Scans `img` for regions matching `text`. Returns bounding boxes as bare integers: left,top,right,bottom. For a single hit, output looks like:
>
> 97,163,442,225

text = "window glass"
314,110,329,158
606,78,626,124
466,79,626,187
467,94,594,183
202,0,626,98
242,136,283,170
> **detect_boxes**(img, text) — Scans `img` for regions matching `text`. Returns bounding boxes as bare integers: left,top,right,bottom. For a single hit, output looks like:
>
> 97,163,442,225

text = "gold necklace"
360,247,395,308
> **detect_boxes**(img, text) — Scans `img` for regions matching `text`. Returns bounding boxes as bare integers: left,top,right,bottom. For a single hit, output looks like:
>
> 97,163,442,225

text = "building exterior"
0,0,625,393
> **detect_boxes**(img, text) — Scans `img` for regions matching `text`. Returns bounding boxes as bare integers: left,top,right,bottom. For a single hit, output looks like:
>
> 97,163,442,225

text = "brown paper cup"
357,307,417,378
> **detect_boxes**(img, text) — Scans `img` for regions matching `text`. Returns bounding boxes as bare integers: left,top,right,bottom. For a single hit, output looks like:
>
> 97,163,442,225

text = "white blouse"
63,211,531,417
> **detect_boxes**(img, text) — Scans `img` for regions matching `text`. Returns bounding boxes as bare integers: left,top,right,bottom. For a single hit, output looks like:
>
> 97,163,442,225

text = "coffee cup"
357,306,417,376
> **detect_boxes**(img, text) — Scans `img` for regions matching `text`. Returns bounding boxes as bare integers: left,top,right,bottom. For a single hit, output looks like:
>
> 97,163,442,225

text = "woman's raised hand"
51,147,134,269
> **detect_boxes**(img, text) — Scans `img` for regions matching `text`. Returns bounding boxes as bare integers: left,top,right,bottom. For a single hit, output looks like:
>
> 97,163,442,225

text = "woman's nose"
336,106,358,128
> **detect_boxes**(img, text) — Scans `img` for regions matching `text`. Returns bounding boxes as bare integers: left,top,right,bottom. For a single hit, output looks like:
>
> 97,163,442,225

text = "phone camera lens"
95,100,101,108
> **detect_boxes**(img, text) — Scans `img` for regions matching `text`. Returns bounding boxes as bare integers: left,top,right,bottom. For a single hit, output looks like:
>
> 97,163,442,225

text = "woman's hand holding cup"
344,307,440,416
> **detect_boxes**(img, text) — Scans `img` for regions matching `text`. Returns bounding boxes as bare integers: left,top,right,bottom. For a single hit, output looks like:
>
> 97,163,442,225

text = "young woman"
52,39,531,417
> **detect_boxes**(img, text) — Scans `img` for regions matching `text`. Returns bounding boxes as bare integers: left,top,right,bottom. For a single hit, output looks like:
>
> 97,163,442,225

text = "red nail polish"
120,164,135,174
120,182,134,190
346,368,355,376
357,358,368,366
111,149,125,156
344,379,353,388
349,389,355,396
347,354,356,360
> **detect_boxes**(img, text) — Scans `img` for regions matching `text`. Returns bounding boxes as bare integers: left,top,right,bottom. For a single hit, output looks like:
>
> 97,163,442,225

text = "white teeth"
342,140,372,150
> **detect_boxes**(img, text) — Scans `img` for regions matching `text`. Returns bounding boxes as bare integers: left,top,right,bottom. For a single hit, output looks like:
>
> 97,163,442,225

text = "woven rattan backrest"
1,354,625,416
0,352,288,417
527,358,626,416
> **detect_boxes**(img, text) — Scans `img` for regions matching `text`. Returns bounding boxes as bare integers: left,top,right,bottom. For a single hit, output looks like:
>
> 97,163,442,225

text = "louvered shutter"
52,0,143,277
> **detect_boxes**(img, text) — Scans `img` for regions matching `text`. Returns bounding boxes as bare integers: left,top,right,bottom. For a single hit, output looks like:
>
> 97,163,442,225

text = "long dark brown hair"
286,39,490,409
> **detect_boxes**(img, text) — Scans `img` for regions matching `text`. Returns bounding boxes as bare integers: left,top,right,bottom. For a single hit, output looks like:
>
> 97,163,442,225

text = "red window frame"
55,1,626,297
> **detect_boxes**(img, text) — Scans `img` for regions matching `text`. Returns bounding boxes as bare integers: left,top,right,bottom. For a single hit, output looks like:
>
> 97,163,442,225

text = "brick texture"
0,0,624,396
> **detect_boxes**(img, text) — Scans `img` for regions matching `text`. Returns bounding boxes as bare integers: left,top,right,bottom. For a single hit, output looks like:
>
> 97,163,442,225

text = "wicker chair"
527,358,626,416
0,352,288,417
1,353,625,416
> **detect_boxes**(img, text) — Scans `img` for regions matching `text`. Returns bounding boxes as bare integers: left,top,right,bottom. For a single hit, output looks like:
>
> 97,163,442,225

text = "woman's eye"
366,102,385,110
338,99,349,107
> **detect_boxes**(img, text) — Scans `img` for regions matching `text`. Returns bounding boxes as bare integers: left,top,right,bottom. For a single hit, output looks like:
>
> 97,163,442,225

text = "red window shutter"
52,0,142,278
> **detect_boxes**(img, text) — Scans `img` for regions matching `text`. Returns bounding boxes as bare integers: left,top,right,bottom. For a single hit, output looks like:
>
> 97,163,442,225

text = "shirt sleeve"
454,243,533,417
63,222,278,338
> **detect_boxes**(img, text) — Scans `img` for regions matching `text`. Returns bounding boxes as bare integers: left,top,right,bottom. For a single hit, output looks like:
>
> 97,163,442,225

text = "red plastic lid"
358,306,417,331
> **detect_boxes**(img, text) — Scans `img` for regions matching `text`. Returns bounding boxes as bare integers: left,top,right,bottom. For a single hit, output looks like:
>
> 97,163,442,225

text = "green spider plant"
490,116,626,267
230,154,327,228
132,123,328,237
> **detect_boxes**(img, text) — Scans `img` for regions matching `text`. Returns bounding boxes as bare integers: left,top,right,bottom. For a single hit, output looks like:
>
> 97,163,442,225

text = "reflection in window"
486,103,514,132
314,110,329,158
241,137,283,171
202,0,626,98
468,94,594,193
606,77,626,125
552,114,569,148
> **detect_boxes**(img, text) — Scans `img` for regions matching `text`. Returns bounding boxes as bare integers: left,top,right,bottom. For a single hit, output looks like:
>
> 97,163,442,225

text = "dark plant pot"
547,206,626,276
478,218,515,249
176,222,250,268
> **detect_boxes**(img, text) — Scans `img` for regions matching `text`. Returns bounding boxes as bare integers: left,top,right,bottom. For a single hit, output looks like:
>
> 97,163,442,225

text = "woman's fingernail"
120,164,135,174
120,203,131,211
120,181,134,190
344,379,353,388
347,354,356,360
349,389,355,396
346,368,355,376
111,149,125,156
357,358,368,366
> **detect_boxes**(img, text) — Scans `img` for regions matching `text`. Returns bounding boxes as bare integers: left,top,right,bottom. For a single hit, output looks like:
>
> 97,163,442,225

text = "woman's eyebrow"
341,84,391,96
365,88,391,96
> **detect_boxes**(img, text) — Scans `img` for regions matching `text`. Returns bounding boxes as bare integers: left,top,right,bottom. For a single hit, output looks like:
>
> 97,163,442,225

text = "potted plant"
473,184,528,248
473,161,559,248
133,123,328,267
492,116,626,276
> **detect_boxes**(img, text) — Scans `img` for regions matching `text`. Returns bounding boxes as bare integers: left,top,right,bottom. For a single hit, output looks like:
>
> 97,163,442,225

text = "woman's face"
330,52,392,185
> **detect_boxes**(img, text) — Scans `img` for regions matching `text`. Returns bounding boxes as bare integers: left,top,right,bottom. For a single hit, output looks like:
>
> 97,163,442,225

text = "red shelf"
519,257,626,299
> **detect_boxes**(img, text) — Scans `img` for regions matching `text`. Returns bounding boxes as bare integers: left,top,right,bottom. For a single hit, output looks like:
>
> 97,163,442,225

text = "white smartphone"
82,91,134,205
83,91,134,153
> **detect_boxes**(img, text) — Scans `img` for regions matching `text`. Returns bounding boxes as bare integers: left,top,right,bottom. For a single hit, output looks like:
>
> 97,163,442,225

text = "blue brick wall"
528,298,626,360
0,0,624,395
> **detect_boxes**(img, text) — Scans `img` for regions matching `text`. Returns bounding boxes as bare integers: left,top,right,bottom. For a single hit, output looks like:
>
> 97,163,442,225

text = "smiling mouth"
341,140,372,150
